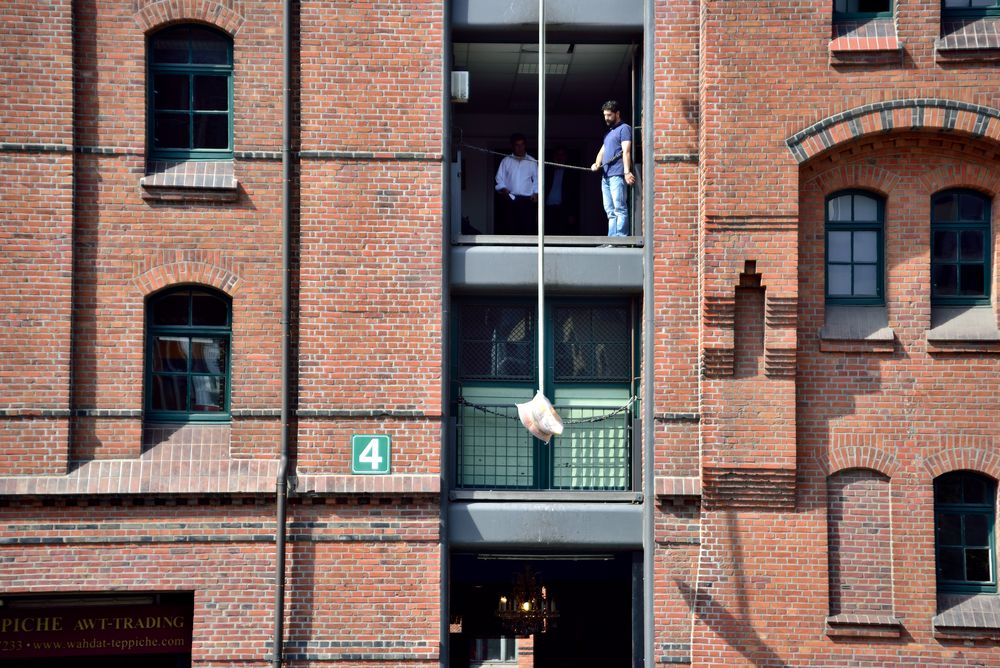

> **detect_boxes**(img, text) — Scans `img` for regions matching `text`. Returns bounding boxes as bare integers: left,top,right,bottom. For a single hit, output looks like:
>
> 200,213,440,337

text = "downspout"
271,0,292,665
641,0,655,665
439,0,453,665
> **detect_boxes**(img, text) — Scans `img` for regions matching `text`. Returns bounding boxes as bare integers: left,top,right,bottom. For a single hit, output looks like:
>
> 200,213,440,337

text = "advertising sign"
0,604,192,659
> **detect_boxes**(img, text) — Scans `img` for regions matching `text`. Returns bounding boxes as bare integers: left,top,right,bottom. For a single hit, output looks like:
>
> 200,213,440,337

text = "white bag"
516,391,564,443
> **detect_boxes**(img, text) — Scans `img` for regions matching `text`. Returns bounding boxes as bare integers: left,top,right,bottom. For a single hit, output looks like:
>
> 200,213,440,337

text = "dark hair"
601,100,621,113
509,133,527,145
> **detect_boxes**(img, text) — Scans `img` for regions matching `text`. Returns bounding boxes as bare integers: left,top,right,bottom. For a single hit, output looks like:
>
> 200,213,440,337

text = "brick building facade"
1,1,998,666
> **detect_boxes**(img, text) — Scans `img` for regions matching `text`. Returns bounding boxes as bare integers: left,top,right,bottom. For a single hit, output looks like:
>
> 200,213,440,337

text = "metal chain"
456,396,635,424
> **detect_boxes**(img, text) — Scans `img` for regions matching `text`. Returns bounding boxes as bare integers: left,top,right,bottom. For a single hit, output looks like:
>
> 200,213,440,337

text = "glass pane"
854,264,877,296
594,308,629,340
154,75,190,111
960,230,985,262
853,231,878,263
189,27,231,65
828,195,851,222
194,76,228,111
965,514,989,546
154,113,190,149
936,477,964,503
153,336,189,372
932,264,958,296
971,0,997,8
191,337,228,374
938,513,962,545
964,475,988,504
939,547,964,580
959,264,985,296
828,265,852,296
933,230,958,261
152,28,189,64
151,375,187,412
966,549,991,582
503,638,515,660
193,114,229,149
959,193,987,221
190,376,225,412
933,193,958,222
486,638,501,660
853,195,878,221
152,292,189,325
828,231,852,262
192,292,229,326
857,0,891,10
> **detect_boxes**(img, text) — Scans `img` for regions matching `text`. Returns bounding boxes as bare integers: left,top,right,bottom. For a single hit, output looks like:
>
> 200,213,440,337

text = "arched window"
931,189,991,305
825,190,885,304
146,287,232,421
934,471,997,593
148,25,233,159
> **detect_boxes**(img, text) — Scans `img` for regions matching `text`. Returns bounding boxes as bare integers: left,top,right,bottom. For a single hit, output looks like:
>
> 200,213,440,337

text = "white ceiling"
452,42,636,114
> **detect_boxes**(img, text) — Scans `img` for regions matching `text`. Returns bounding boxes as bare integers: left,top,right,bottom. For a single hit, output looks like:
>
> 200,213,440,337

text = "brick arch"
133,260,241,298
825,444,899,479
805,164,901,199
786,99,1000,164
923,446,1000,482
134,0,245,36
919,163,1000,198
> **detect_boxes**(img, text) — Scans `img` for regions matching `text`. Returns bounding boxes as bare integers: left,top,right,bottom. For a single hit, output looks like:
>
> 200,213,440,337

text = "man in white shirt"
495,133,537,234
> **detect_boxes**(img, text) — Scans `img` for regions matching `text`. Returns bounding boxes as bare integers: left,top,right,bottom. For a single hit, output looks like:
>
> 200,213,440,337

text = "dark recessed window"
931,190,991,305
825,190,885,304
935,471,997,594
146,287,231,421
834,0,893,19
943,0,1000,16
148,25,233,159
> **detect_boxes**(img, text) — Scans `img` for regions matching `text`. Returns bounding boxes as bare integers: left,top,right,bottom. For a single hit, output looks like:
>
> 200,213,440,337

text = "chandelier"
495,565,559,635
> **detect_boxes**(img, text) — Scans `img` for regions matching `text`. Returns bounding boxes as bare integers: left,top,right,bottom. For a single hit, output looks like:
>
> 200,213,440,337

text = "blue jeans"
601,175,629,236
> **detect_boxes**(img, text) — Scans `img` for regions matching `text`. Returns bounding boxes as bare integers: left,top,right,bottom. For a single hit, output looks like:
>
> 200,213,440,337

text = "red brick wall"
694,0,1000,664
827,469,894,616
0,1,74,474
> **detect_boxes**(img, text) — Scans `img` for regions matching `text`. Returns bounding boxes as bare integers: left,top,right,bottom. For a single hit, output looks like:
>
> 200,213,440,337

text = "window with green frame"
931,189,991,305
148,25,233,160
453,298,637,491
943,0,1000,16
833,0,892,19
934,471,997,594
146,287,231,422
825,190,885,304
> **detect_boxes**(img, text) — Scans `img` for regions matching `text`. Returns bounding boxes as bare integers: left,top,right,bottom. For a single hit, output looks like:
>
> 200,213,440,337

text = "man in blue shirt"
590,100,635,237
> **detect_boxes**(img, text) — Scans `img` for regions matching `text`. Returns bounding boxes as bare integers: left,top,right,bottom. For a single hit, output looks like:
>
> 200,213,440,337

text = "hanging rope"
457,395,635,425
456,140,621,173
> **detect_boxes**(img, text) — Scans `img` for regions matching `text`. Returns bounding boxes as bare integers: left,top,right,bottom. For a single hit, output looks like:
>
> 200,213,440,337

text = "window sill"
934,593,1000,641
449,489,642,503
819,305,895,353
830,18,902,66
937,16,1000,63
825,614,903,639
927,305,1000,353
141,159,239,203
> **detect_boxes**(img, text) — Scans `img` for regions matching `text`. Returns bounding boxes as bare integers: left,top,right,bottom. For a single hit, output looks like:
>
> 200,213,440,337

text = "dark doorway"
450,552,638,668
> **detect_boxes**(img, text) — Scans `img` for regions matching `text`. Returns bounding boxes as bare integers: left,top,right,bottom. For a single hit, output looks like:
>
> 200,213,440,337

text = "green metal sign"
351,434,391,474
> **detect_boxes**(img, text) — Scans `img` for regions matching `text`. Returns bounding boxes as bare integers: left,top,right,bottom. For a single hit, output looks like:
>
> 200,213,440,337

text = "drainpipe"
440,0,453,665
271,0,292,665
641,0,655,665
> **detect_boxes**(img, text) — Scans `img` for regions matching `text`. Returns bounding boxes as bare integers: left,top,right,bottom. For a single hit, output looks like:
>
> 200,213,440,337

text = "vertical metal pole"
536,0,546,395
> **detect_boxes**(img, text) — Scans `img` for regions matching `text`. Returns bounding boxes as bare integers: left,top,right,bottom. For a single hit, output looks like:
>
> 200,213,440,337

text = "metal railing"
454,402,635,491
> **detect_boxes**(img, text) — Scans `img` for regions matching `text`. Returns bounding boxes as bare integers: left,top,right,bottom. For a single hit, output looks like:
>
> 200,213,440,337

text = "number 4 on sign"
351,435,391,474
